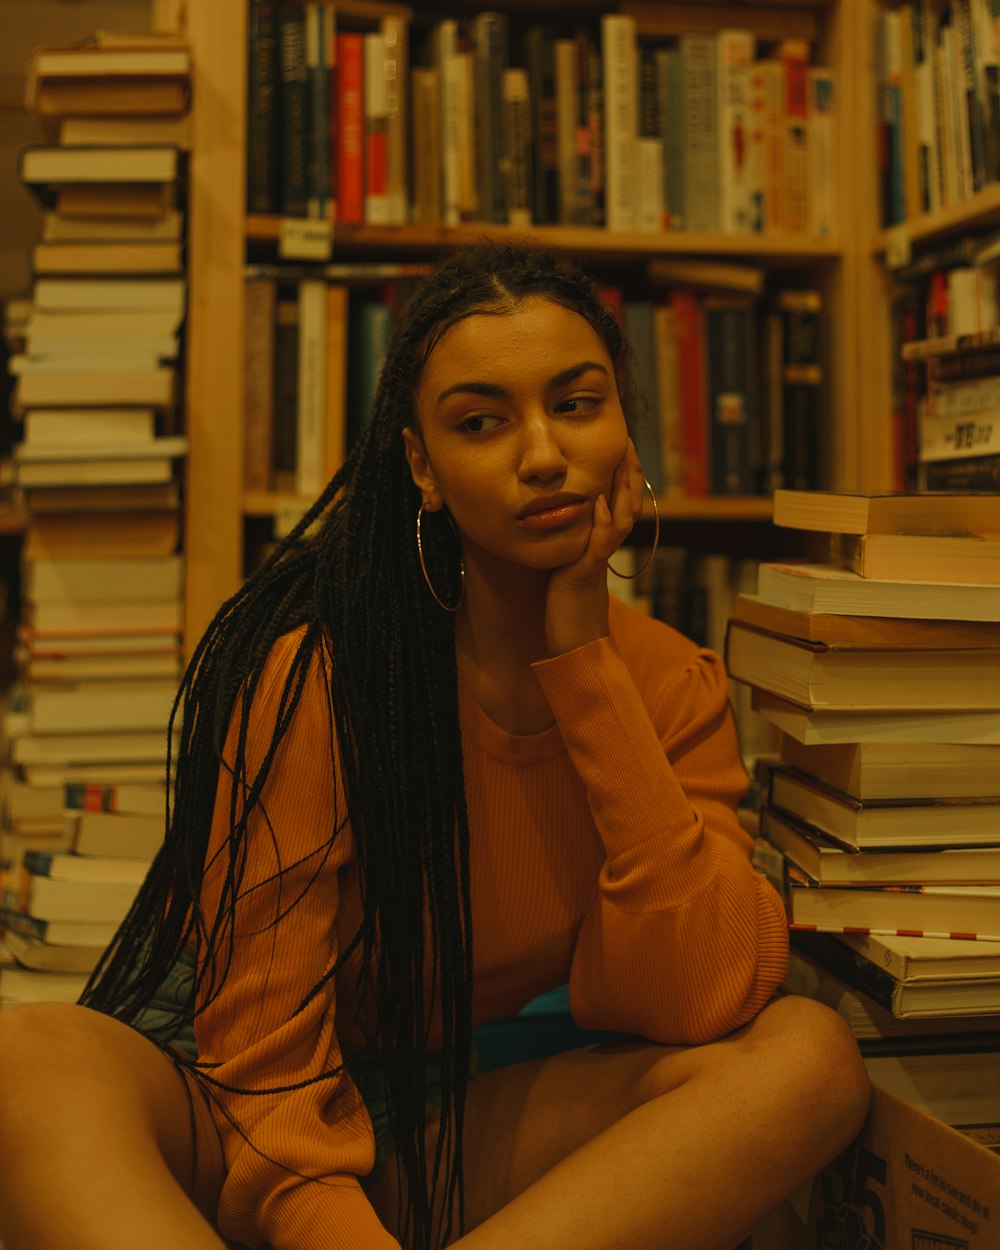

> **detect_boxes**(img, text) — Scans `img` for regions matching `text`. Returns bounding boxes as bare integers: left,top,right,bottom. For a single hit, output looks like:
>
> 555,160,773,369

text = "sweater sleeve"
531,633,788,1046
195,631,398,1250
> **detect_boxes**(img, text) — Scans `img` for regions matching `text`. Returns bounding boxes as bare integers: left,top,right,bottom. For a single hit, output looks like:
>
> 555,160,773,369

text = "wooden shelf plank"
247,216,842,264
245,491,774,524
875,183,1000,255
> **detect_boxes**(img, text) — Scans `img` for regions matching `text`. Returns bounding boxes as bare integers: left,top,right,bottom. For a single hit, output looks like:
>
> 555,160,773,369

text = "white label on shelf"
884,226,912,270
274,499,311,539
279,218,333,261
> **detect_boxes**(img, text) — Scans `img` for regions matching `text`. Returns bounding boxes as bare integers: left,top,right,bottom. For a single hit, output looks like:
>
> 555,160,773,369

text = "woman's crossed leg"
368,994,872,1250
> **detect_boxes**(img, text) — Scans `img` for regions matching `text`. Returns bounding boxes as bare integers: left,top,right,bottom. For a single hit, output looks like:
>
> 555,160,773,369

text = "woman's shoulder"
607,597,730,709
607,596,701,667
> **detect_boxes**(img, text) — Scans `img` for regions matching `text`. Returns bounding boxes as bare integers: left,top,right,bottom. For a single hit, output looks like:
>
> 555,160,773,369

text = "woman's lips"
518,500,589,529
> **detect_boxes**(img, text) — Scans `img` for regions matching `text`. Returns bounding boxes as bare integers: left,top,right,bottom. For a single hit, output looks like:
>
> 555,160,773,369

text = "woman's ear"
402,427,442,510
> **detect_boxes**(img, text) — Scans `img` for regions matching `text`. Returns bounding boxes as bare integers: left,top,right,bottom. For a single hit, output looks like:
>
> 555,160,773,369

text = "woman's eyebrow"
434,361,610,407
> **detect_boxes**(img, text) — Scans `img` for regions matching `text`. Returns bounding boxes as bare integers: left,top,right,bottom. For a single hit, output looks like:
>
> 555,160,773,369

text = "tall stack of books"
726,488,1000,1130
0,31,190,1007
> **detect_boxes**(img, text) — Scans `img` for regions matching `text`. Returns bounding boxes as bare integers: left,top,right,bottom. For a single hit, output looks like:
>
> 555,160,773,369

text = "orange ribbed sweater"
196,598,789,1249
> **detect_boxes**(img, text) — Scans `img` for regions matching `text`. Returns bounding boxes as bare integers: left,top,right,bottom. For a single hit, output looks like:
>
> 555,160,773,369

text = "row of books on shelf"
888,227,1000,489
244,258,825,503
876,0,1000,228
248,4,835,238
734,489,1000,1129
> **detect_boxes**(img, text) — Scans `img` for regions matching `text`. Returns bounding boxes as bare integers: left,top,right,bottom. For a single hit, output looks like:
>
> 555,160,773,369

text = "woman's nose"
517,413,567,482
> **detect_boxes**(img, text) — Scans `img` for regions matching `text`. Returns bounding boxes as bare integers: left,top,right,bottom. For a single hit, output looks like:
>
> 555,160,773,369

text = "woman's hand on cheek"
543,440,644,657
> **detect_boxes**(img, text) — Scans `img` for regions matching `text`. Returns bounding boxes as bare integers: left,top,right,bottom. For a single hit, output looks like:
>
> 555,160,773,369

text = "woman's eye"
555,395,600,415
459,414,502,434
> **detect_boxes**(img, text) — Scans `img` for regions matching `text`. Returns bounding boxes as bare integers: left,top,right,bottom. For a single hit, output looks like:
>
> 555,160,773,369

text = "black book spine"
525,26,558,225
277,4,310,218
790,930,897,1013
705,300,757,494
247,0,280,213
923,452,1000,490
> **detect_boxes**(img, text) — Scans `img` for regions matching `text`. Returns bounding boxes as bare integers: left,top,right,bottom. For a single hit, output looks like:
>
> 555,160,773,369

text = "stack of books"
0,30,190,1007
726,488,1000,1128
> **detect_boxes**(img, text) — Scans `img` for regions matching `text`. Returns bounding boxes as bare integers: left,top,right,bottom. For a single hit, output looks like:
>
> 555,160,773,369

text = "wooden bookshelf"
246,215,845,262
181,0,880,650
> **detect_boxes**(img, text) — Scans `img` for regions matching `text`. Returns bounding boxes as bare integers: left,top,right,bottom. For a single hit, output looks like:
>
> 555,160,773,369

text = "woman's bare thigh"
0,1002,226,1225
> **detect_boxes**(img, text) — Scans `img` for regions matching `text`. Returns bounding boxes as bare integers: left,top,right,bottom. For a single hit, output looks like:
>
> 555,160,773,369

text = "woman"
0,243,869,1250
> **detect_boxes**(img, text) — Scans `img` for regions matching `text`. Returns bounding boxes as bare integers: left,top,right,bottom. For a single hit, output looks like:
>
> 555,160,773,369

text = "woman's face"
405,297,629,574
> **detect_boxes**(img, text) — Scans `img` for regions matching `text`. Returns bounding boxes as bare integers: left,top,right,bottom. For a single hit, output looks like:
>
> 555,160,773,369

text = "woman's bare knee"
0,1002,223,1217
744,994,871,1148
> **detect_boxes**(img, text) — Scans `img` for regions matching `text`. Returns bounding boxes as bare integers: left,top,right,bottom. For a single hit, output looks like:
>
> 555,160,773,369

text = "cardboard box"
753,1086,1000,1250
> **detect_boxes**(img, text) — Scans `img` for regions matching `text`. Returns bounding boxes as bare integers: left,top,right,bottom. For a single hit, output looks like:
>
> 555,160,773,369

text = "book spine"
335,32,364,224
745,60,766,234
381,14,409,225
790,931,899,1014
346,298,392,450
247,0,280,214
970,0,1000,182
980,0,1000,181
555,38,580,226
653,304,684,496
681,33,719,232
883,8,906,223
808,67,835,237
928,341,1000,380
759,59,786,232
574,30,595,227
780,38,810,234
325,5,338,219
244,277,276,493
277,4,310,218
363,32,389,225
502,68,532,228
272,293,299,492
409,68,441,225
778,291,824,491
717,29,755,234
890,286,925,489
305,2,330,220
323,284,349,482
635,46,664,233
937,21,959,206
705,298,757,494
956,0,988,191
671,287,709,497
295,279,327,497
922,450,1000,488
473,12,509,226
913,0,939,213
919,407,1000,460
435,19,461,227
622,302,664,494
526,26,558,226
585,32,605,227
899,4,922,219
601,14,637,231
931,372,1000,414
455,30,478,223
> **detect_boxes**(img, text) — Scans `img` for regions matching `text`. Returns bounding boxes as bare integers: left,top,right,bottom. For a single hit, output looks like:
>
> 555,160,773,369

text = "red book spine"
670,287,709,497
336,32,364,224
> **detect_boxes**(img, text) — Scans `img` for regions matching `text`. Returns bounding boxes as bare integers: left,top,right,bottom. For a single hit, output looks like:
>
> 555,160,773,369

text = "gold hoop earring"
607,479,660,580
416,504,465,612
